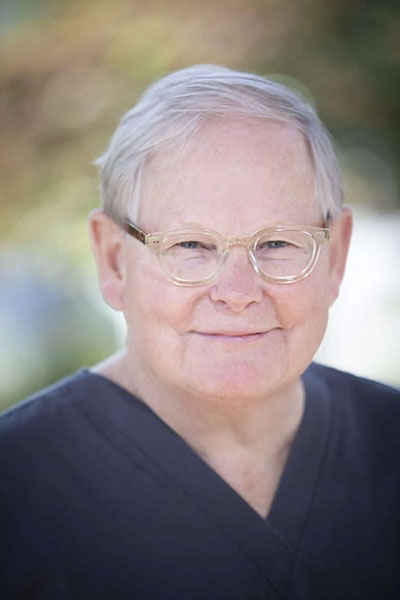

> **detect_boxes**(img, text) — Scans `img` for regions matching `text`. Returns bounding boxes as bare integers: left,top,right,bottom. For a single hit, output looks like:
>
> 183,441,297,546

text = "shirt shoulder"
307,362,400,456
0,370,91,435
308,361,400,404
0,370,114,486
0,369,153,487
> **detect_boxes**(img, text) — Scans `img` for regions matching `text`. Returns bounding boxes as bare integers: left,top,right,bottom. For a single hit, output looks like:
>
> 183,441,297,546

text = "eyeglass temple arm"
324,214,331,241
124,219,147,245
325,214,331,229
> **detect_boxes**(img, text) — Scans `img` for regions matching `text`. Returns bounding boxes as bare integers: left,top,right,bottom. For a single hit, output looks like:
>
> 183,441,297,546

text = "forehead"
137,118,320,232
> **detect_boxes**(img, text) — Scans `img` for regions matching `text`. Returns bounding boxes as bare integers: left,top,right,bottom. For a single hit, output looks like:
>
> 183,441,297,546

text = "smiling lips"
194,330,270,342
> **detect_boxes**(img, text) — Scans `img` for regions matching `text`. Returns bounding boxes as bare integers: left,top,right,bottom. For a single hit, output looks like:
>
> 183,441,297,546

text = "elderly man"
1,65,399,599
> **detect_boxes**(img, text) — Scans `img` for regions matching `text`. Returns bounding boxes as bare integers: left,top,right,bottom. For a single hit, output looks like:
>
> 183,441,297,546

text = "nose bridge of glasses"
225,234,253,250
220,235,259,280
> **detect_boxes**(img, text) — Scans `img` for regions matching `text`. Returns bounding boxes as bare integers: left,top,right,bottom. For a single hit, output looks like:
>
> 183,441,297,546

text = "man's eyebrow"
164,221,211,229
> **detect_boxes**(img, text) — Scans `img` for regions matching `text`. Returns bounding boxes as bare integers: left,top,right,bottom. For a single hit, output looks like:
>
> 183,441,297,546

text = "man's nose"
209,248,263,311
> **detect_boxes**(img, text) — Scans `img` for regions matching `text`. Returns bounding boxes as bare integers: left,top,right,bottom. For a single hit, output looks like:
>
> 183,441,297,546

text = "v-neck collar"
76,363,332,598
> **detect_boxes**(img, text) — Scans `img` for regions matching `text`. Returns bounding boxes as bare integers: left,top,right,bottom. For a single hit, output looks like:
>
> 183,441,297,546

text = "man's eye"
176,241,216,251
258,240,290,250
165,239,217,255
266,240,289,249
178,240,203,249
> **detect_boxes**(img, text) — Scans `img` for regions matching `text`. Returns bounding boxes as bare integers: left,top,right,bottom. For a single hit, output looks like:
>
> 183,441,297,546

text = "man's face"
113,119,350,401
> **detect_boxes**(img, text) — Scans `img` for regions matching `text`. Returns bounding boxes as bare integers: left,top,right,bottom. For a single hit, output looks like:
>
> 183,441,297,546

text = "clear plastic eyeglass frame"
123,217,330,286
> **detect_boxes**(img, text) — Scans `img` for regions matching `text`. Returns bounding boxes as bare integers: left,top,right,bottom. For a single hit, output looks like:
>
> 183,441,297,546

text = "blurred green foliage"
1,0,399,408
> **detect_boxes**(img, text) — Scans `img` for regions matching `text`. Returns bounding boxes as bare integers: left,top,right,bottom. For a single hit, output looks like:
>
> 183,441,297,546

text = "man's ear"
327,206,353,305
88,210,126,311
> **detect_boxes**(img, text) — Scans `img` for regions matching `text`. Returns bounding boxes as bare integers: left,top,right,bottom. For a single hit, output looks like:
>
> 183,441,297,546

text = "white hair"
95,64,344,224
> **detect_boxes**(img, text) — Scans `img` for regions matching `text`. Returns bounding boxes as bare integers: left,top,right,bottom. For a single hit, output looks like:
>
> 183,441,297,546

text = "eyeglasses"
123,218,330,286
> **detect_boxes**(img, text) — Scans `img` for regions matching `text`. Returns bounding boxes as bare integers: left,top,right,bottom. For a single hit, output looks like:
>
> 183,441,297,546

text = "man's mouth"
193,331,270,342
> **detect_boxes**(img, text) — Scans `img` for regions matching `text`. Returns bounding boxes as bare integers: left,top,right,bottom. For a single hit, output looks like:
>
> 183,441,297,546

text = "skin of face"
89,118,352,406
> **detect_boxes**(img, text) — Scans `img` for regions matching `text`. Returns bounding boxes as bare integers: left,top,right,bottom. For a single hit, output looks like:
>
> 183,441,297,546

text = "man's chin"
181,360,286,403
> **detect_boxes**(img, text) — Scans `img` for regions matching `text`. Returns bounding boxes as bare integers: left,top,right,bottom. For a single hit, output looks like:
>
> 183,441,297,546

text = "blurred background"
1,0,399,411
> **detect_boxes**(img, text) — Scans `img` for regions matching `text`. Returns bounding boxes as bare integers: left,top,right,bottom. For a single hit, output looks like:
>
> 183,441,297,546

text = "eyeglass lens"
255,230,314,278
160,229,316,282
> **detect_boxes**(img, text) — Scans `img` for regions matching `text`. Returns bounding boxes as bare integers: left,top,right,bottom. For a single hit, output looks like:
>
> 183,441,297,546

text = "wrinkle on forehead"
137,117,319,230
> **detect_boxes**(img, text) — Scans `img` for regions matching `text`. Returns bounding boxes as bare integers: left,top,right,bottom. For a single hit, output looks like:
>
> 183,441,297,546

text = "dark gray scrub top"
0,362,399,599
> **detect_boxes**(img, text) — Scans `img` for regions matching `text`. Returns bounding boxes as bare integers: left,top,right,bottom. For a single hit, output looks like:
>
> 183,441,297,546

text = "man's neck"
91,349,305,467
91,349,305,518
